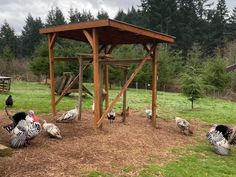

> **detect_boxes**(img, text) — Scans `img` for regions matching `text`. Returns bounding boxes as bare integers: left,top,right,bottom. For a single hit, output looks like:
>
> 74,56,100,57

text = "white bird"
57,107,79,123
145,109,152,119
43,120,62,139
107,110,116,123
175,117,193,135
92,101,94,113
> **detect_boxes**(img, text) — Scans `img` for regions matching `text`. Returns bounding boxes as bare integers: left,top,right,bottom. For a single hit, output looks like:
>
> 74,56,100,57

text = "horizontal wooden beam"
100,58,152,64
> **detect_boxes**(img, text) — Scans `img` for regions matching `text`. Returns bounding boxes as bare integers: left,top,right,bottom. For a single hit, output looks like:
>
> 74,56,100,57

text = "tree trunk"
191,100,194,109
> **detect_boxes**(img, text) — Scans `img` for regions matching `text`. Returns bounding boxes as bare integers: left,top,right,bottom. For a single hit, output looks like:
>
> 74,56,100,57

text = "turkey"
175,117,193,135
43,120,62,139
9,120,28,148
3,108,38,133
145,109,152,119
5,95,13,107
206,124,232,156
208,124,236,146
56,107,79,123
107,110,116,123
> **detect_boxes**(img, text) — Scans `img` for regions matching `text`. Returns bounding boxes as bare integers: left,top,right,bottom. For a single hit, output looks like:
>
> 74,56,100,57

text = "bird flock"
2,95,236,156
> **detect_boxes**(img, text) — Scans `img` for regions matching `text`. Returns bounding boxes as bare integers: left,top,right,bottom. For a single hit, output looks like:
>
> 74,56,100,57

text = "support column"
105,64,109,109
152,45,158,127
78,57,83,120
92,29,101,128
48,33,57,115
122,69,128,122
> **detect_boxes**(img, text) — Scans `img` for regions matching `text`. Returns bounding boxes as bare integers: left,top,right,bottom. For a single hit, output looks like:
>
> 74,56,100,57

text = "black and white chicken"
145,109,152,119
56,107,79,123
43,120,62,139
5,95,13,107
175,117,193,135
107,110,116,123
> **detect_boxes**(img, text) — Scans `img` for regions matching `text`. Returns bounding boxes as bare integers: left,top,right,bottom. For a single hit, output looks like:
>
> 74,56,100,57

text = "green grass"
1,81,236,176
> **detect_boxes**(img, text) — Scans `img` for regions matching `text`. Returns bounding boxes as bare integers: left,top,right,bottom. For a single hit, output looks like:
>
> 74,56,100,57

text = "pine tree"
21,14,43,57
97,9,109,20
0,21,18,57
228,7,236,39
46,7,66,26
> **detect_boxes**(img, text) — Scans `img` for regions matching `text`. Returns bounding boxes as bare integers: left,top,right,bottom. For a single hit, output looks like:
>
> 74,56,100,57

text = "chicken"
56,107,79,123
43,120,62,139
121,106,130,117
175,117,193,135
5,95,13,107
107,110,116,123
92,101,94,113
145,109,152,119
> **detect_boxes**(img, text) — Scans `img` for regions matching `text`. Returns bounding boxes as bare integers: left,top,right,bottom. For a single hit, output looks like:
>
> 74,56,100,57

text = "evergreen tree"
68,8,94,23
21,14,43,57
46,7,66,26
228,7,236,39
114,9,126,21
204,0,228,55
180,66,205,109
97,9,109,19
0,21,18,57
140,0,177,33
174,0,198,57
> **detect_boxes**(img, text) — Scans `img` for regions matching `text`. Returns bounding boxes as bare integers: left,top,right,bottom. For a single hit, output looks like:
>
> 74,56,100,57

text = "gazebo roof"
40,19,175,45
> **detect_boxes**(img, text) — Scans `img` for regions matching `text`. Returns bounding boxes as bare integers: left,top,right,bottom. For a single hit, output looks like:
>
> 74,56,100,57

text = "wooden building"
40,19,175,128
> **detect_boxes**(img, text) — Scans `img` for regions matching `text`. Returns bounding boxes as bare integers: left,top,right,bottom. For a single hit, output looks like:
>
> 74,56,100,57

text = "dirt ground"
0,110,201,177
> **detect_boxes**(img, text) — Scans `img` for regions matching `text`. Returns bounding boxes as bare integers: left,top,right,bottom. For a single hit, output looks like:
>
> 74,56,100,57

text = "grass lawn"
1,81,236,177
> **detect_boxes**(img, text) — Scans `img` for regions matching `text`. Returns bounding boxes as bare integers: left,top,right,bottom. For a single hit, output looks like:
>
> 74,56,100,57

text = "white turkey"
107,110,116,123
175,117,193,135
56,107,79,123
43,120,62,139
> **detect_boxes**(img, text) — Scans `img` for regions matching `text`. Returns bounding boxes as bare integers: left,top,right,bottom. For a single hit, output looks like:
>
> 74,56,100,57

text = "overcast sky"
0,0,236,35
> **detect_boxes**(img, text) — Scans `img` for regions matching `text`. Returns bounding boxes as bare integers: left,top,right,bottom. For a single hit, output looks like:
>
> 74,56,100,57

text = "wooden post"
78,57,83,120
99,63,104,117
122,69,128,122
105,64,109,109
152,45,158,127
92,29,101,128
48,33,57,115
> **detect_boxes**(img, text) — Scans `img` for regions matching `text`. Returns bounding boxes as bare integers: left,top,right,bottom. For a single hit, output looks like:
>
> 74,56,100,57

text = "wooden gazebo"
40,19,175,128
